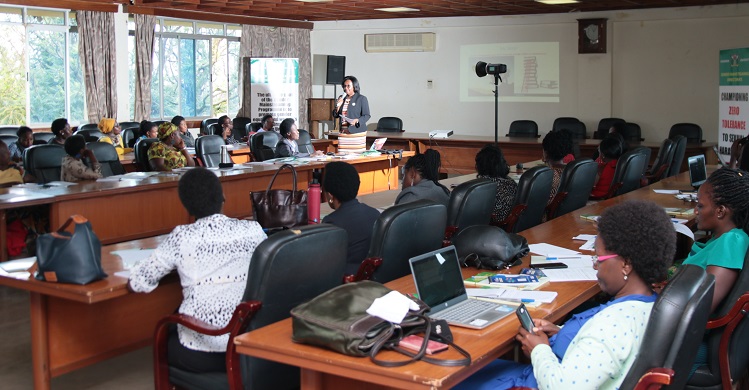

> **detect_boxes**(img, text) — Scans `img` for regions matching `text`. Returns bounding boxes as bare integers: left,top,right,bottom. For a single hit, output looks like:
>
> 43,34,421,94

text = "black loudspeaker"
326,55,346,85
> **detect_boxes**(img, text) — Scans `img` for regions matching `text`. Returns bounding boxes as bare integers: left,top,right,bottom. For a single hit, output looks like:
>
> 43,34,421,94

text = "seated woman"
148,122,196,172
135,120,158,147
322,161,381,276
61,135,102,182
275,118,324,158
48,118,72,146
474,144,517,224
98,118,132,156
129,168,267,374
456,200,675,390
172,115,195,148
590,134,624,198
0,140,23,187
217,115,241,145
395,149,450,208
542,130,572,205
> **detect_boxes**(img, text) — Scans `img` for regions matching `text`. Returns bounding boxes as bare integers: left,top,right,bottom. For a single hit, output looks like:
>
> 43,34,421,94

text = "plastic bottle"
308,174,321,224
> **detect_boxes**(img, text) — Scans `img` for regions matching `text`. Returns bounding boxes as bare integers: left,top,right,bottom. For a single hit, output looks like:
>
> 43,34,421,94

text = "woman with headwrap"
148,122,195,171
97,118,132,156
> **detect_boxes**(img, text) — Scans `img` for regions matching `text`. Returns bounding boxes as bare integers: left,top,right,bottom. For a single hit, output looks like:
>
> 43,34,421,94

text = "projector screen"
460,42,560,103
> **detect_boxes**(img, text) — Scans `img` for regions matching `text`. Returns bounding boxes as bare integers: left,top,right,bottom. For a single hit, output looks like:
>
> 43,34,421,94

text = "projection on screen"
460,42,559,103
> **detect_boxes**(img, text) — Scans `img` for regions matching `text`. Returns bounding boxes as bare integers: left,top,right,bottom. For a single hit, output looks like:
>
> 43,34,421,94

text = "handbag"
250,163,308,229
34,215,107,285
291,281,470,367
452,225,529,269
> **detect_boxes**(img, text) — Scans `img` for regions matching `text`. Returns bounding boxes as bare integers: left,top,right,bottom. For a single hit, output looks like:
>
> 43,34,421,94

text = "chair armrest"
492,204,527,233
704,292,749,390
352,257,383,282
154,301,262,390
545,191,568,220
645,164,669,184
633,368,674,390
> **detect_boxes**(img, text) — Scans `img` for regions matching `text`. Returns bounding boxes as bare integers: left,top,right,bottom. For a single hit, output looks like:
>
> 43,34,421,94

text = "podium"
307,98,335,138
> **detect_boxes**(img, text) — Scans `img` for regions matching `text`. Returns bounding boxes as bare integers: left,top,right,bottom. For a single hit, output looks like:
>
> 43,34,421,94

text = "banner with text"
250,58,299,127
718,48,749,162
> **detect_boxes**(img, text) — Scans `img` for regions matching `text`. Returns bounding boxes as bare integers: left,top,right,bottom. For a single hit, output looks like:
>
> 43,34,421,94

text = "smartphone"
398,335,449,355
515,303,535,334
530,262,568,269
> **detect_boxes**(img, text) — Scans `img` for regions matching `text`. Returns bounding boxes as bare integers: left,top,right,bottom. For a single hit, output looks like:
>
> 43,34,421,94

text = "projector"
429,130,453,139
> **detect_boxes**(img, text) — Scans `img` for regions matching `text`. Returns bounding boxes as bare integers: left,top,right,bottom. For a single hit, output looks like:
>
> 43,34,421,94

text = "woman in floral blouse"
148,122,195,172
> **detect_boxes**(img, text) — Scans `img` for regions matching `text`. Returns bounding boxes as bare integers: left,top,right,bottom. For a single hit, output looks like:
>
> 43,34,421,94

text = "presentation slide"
460,42,559,103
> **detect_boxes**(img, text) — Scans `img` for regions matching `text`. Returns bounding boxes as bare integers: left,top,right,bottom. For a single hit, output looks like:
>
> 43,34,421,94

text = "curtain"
238,25,312,131
133,14,156,122
77,11,117,123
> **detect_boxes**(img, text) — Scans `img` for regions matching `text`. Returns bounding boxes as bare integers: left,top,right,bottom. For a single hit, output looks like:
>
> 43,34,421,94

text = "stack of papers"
528,243,597,282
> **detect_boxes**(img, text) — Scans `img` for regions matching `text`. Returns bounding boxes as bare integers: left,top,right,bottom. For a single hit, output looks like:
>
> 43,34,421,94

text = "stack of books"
336,133,367,154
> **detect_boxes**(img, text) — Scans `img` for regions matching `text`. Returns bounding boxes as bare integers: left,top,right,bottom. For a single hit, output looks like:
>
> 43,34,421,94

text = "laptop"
409,246,516,329
370,137,387,151
688,154,707,188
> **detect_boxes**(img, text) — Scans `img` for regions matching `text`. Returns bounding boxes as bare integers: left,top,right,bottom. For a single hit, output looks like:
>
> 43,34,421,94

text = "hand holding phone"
516,303,535,335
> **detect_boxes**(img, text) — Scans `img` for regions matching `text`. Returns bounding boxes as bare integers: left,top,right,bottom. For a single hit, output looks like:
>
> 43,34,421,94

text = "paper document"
528,243,580,257
673,222,695,240
542,268,598,282
466,288,557,303
531,255,592,269
111,249,155,270
0,257,36,272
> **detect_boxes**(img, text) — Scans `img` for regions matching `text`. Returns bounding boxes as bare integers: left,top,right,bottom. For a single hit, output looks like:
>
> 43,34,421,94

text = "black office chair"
208,123,223,136
76,123,99,132
498,166,553,233
546,158,598,220
249,132,281,162
594,118,626,139
0,134,18,146
120,121,139,129
122,127,138,149
33,132,56,144
644,139,676,184
686,247,749,390
195,135,224,168
669,123,704,144
297,129,314,155
564,121,588,140
200,118,219,136
623,122,644,143
232,117,252,141
0,126,20,136
667,135,687,177
351,200,447,284
24,144,66,184
154,224,348,390
636,145,652,175
552,117,580,131
134,138,159,172
444,178,497,244
375,117,403,132
594,147,649,200
506,120,539,138
620,265,715,390
74,129,105,143
87,141,125,177
247,122,262,134
152,120,167,127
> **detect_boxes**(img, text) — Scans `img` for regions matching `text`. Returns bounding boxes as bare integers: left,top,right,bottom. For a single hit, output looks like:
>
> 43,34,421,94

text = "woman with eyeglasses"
332,75,371,134
456,200,675,390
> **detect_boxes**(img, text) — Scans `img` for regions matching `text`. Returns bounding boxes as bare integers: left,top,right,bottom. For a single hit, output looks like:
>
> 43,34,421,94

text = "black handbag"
453,225,529,269
291,281,470,367
34,215,107,285
250,164,308,229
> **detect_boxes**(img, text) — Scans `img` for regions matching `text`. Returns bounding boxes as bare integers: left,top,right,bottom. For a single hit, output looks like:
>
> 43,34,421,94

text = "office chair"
667,135,687,177
497,166,553,233
594,117,626,139
232,117,252,141
644,139,676,184
120,121,139,130
0,127,20,136
87,141,125,177
593,147,649,200
200,118,219,136
375,117,403,132
76,123,99,133
249,132,281,162
669,123,704,144
246,122,262,134
297,129,314,155
506,120,539,138
74,129,105,143
134,138,159,172
546,158,598,220
208,123,223,136
154,224,348,390
564,121,588,140
122,127,138,149
350,200,447,284
0,134,18,146
33,132,56,144
623,122,644,142
552,117,580,131
24,144,66,184
195,135,224,168
444,178,496,244
620,265,715,390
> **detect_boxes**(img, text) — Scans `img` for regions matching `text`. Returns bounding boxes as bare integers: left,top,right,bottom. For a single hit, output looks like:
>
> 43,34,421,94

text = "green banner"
719,48,749,86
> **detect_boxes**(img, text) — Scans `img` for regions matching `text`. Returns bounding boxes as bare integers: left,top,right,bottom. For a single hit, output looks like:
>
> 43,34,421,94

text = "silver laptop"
688,154,707,188
409,246,515,329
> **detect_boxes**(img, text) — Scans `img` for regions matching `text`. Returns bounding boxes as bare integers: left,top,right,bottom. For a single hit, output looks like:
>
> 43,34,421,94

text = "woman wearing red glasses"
456,200,675,390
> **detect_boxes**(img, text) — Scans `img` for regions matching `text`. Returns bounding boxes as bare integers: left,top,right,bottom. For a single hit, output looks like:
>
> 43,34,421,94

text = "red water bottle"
308,177,321,224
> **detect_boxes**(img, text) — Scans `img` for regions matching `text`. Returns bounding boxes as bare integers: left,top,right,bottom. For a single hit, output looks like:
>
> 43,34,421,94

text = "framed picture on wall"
578,18,607,54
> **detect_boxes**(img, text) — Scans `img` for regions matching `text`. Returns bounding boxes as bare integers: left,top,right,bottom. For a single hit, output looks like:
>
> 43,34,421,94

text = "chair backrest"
87,141,125,177
119,121,139,129
446,178,496,229
208,122,222,136
552,117,580,131
557,121,587,140
232,117,252,140
595,117,626,139
511,166,553,232
550,158,598,219
610,147,649,197
152,120,167,127
200,118,218,136
74,129,105,143
0,127,19,136
667,135,687,177
620,265,714,390
247,122,262,134
240,224,348,390
121,127,138,149
0,134,17,146
507,120,539,138
77,123,99,132
297,129,314,154
250,132,281,162
33,132,56,144
366,200,447,283
376,116,403,132
623,122,643,143
194,135,224,168
669,123,703,144
134,138,158,172
24,144,66,184
647,138,676,179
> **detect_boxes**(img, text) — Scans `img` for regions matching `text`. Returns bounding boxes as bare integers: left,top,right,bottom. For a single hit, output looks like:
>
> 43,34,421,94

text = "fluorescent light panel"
535,0,579,4
375,7,420,12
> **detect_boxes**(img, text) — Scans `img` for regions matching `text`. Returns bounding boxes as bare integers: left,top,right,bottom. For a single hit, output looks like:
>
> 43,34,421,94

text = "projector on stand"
429,130,454,139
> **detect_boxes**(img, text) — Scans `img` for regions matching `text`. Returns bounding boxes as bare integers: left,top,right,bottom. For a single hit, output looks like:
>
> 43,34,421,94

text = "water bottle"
308,175,321,224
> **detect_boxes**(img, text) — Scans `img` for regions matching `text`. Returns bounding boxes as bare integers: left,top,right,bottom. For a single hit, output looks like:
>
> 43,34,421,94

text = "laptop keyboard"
430,299,497,322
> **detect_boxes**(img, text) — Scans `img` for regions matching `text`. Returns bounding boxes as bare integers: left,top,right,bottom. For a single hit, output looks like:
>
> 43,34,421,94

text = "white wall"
311,4,749,142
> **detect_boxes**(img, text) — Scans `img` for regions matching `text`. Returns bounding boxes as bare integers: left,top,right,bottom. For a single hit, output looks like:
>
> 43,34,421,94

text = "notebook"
688,154,707,188
409,246,516,329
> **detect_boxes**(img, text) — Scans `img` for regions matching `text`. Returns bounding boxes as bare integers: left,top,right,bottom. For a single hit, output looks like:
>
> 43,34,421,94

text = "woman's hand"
336,96,344,108
532,318,561,337
174,136,186,150
347,118,359,126
516,326,550,358
312,150,325,157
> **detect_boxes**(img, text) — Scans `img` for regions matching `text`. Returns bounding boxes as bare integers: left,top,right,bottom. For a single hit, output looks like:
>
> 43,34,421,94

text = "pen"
545,256,581,260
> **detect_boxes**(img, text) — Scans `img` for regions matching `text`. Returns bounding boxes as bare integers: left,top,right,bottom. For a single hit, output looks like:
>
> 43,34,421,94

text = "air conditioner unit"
364,33,436,53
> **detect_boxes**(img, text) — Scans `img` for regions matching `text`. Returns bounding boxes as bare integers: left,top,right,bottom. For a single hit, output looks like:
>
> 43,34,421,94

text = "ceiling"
131,0,747,22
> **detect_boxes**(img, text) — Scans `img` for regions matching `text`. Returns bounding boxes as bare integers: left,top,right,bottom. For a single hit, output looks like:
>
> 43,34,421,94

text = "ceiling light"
535,0,580,4
375,7,420,12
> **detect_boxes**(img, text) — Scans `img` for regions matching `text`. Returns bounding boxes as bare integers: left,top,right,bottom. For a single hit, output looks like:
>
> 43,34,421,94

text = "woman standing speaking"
333,75,371,134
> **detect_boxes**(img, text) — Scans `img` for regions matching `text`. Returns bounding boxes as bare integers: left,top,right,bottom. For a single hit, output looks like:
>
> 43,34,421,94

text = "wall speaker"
326,55,346,85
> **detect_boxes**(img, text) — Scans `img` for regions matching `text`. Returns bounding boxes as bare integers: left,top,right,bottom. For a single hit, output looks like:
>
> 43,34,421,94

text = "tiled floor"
0,286,152,390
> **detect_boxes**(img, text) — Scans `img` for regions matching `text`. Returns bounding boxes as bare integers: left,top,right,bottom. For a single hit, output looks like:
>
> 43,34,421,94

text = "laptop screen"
688,155,707,187
410,246,466,309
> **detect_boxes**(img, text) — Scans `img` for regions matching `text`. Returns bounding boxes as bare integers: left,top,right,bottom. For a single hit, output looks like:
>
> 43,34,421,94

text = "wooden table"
328,132,717,175
234,169,701,390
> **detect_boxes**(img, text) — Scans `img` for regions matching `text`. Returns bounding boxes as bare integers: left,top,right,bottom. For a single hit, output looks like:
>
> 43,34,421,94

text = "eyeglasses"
343,84,353,89
591,254,619,267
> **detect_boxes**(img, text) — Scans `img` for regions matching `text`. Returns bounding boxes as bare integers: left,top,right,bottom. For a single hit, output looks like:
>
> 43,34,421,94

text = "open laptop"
409,246,516,329
688,154,707,189
369,137,387,151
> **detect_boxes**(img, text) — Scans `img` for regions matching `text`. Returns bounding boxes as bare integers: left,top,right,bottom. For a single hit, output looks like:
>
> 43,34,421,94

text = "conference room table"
234,168,705,390
328,131,717,174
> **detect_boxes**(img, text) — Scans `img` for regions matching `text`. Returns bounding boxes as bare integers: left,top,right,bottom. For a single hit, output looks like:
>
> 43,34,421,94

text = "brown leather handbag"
250,164,308,229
